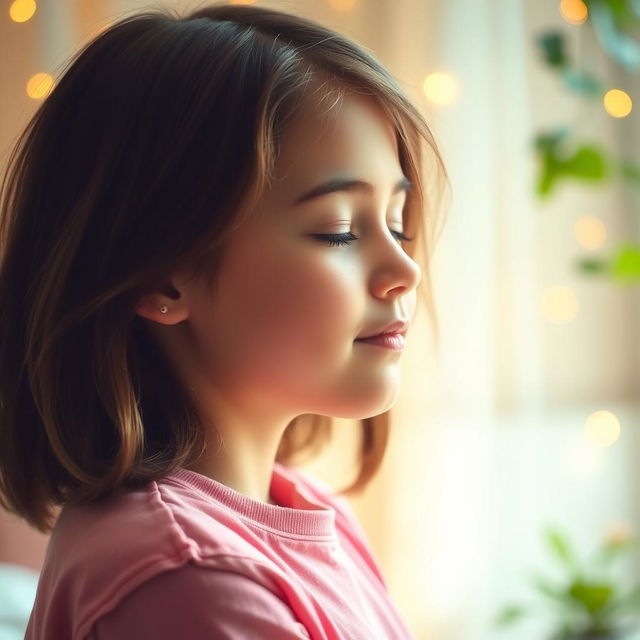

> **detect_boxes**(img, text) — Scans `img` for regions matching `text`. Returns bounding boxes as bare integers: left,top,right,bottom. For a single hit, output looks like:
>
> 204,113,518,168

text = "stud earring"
159,305,168,314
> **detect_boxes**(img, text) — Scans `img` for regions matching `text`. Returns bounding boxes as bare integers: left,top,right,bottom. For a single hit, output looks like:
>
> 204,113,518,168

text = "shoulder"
88,561,311,640
41,478,277,639
48,480,194,578
52,474,272,567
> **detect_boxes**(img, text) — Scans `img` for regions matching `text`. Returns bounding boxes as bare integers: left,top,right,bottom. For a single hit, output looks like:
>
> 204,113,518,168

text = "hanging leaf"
575,256,610,276
610,244,640,282
536,158,559,196
538,31,569,69
534,127,570,153
534,133,609,197
584,0,640,29
534,132,567,197
562,68,606,97
561,145,609,180
587,0,640,70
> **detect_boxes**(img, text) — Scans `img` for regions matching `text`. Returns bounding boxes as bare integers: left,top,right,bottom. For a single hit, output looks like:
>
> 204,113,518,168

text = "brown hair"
0,2,449,534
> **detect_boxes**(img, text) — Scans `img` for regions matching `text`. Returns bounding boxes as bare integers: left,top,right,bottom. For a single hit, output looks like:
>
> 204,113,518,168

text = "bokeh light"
9,0,36,23
584,410,621,448
540,285,579,324
603,89,632,118
26,73,54,100
574,215,607,250
422,72,458,106
559,0,588,25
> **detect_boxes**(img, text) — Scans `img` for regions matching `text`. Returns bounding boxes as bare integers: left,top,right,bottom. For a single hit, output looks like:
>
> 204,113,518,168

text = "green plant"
534,0,640,284
493,524,640,639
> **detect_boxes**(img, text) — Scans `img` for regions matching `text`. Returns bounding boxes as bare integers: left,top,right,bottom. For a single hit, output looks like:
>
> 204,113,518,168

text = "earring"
159,305,168,314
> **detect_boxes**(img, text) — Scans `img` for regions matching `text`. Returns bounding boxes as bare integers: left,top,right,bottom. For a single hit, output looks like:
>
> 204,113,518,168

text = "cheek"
212,237,359,368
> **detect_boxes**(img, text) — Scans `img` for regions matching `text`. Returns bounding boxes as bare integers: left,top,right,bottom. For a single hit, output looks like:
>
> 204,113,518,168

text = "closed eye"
312,230,414,247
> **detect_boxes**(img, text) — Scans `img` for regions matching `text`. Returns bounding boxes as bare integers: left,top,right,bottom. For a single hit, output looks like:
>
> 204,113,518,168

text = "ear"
134,278,189,325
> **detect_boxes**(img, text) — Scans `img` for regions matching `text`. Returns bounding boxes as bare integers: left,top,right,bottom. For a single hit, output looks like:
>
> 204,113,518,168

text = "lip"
355,333,406,350
355,320,409,340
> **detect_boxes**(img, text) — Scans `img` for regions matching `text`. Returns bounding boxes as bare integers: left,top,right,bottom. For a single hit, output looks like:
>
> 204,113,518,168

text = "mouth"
354,332,406,350
355,320,409,341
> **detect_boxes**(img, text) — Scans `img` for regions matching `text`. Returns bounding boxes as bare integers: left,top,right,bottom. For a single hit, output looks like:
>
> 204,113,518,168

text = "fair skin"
135,88,422,506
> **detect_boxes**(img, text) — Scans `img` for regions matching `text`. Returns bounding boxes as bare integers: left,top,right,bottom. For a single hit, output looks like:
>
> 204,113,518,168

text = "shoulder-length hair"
0,2,449,534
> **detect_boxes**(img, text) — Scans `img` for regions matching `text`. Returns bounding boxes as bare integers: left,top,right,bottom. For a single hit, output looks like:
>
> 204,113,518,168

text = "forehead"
267,86,401,203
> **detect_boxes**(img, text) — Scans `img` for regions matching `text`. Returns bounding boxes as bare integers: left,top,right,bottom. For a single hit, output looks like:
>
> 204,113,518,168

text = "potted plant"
494,524,640,639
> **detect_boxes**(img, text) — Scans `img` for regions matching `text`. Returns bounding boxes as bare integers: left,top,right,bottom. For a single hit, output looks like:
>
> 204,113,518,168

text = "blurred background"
2,0,640,639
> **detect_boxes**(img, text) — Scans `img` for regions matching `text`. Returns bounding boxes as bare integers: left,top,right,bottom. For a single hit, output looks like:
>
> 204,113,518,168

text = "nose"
367,227,422,298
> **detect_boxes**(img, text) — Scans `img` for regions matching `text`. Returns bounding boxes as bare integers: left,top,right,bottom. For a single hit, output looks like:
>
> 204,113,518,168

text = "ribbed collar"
168,462,336,540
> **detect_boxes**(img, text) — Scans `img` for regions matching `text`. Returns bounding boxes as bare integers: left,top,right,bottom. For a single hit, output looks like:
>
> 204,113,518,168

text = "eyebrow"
293,175,412,206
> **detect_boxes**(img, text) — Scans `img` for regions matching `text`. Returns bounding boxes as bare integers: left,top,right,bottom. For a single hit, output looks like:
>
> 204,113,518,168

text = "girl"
0,2,448,638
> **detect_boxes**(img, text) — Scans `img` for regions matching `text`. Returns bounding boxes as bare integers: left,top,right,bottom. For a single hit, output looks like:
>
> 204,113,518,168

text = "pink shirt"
25,462,414,639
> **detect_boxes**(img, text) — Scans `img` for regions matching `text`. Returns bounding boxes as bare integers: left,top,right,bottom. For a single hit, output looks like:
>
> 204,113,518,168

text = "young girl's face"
150,86,422,424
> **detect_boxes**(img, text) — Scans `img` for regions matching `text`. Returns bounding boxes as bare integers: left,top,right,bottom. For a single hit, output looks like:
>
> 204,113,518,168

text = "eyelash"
314,230,414,247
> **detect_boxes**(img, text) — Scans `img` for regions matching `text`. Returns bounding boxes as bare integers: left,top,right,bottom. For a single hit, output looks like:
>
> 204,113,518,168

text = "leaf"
493,603,528,627
533,133,609,197
584,0,636,24
588,0,640,70
610,244,640,282
544,528,578,571
575,256,610,276
536,165,557,197
568,579,615,615
534,128,569,154
562,68,606,97
561,146,609,180
618,159,640,185
538,31,569,69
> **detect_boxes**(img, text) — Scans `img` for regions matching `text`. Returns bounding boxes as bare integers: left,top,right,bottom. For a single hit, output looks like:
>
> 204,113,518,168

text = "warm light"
574,215,607,250
9,0,36,23
559,0,588,25
540,285,579,324
229,0,258,4
327,0,359,10
563,437,603,476
422,72,458,106
26,73,54,100
584,410,620,448
603,89,632,118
